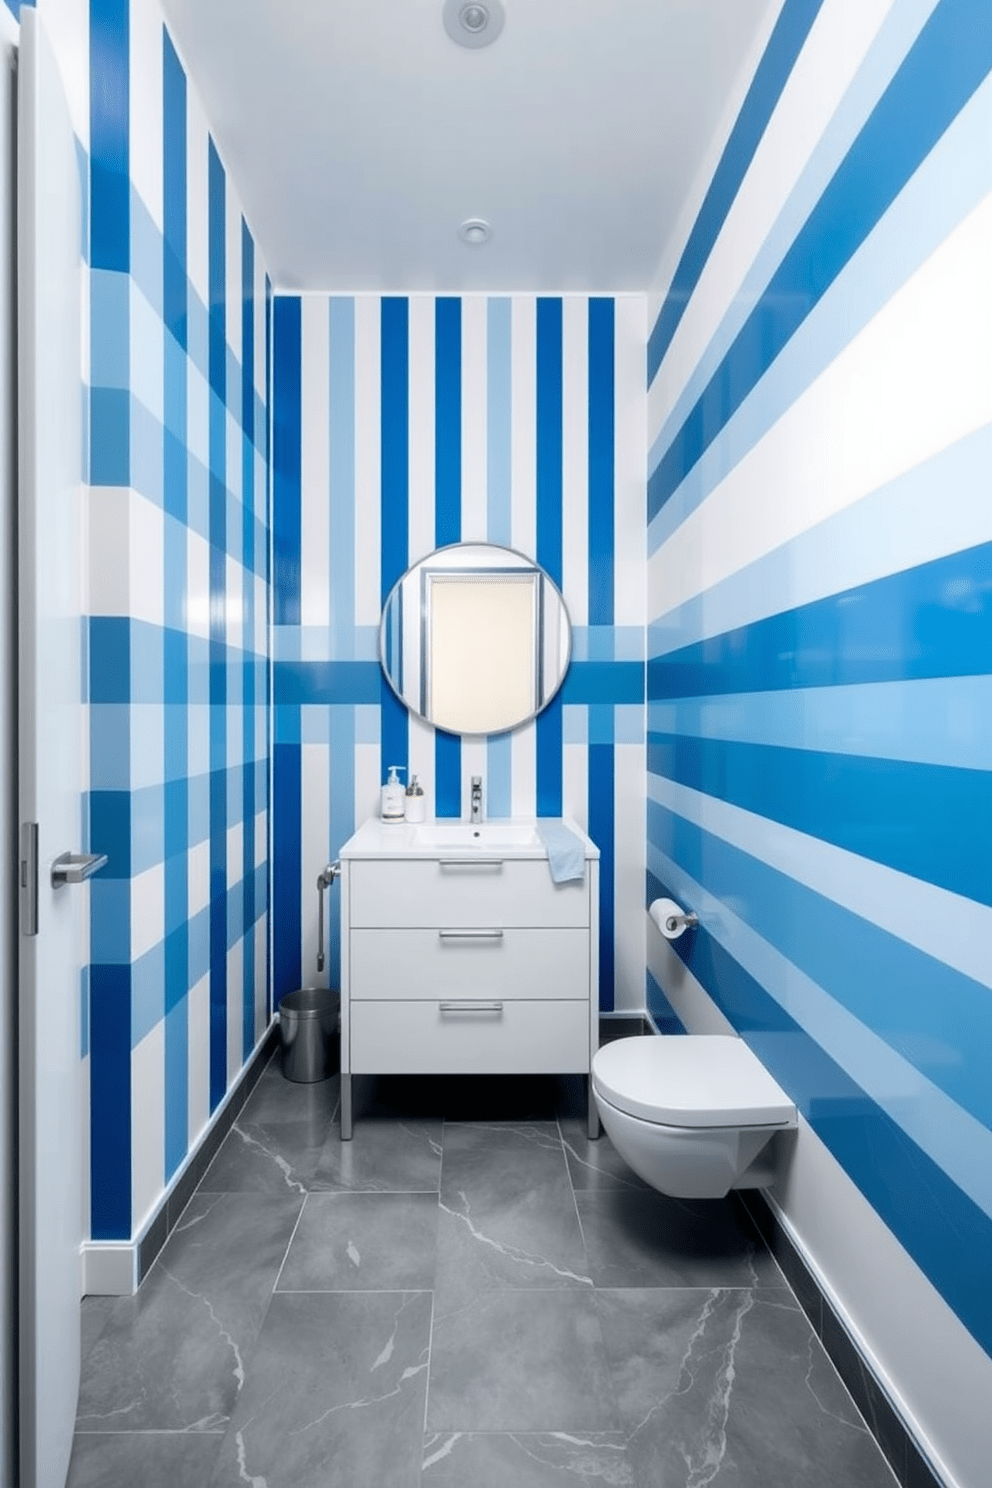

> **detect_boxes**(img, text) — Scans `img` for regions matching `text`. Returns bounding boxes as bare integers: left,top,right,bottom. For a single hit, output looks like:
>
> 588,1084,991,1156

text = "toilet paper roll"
649,897,696,941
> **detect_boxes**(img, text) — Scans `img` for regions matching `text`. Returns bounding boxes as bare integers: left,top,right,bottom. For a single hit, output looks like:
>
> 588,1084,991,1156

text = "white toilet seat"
592,1035,797,1130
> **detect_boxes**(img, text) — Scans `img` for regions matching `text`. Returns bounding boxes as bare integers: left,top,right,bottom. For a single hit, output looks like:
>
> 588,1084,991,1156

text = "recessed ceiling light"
443,0,505,49
458,218,492,245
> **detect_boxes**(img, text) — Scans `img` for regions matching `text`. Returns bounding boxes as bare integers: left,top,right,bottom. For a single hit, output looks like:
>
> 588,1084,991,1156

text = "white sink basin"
412,821,542,850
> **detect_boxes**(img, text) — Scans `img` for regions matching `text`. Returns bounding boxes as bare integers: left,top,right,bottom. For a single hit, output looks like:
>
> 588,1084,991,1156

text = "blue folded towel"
537,820,586,885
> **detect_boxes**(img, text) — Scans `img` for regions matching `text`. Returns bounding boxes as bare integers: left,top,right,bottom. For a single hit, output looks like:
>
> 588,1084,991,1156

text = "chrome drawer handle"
439,858,504,869
439,1001,504,1013
438,929,504,940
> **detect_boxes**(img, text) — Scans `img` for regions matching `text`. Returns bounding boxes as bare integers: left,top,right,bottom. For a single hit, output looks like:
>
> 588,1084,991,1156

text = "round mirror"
379,543,571,735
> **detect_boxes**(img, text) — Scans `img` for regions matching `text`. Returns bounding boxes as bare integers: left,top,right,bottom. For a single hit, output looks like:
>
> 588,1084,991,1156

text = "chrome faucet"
470,776,483,823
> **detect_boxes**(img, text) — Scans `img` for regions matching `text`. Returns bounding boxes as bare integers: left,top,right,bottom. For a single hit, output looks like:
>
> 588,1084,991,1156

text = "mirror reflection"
379,543,571,735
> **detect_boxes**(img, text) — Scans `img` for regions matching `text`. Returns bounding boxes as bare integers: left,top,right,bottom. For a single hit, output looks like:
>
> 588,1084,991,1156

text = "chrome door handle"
438,858,504,869
51,851,108,888
438,1001,504,1013
438,929,504,940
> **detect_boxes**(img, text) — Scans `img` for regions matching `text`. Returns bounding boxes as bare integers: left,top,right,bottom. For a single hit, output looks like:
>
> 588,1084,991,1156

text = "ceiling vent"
443,0,505,49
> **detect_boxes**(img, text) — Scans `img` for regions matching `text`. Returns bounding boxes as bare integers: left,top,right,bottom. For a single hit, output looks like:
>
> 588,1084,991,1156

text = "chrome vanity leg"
587,1075,600,1140
341,1072,353,1140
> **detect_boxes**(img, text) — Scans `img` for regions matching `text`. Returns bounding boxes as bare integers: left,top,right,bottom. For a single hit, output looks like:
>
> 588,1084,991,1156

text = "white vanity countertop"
339,815,599,861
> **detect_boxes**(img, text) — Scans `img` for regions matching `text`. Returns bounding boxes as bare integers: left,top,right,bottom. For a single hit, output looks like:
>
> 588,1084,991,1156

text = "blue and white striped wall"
645,1,992,1482
270,294,645,1013
29,0,273,1265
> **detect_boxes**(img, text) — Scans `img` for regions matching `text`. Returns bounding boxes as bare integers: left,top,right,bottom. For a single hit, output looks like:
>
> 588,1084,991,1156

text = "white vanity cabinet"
338,818,600,1139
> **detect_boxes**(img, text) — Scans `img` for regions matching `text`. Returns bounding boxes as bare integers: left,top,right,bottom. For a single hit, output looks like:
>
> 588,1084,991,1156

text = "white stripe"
651,192,992,615
407,295,435,565
461,295,488,543
224,177,242,371
355,742,382,830
562,740,588,832
353,296,382,626
511,719,537,819
130,1023,165,1234
407,713,435,819
510,297,537,559
648,842,992,1222
461,736,487,817
185,87,210,308
561,296,588,626
614,742,647,1012
300,297,330,626
128,0,164,231
647,772,992,993
226,939,243,1086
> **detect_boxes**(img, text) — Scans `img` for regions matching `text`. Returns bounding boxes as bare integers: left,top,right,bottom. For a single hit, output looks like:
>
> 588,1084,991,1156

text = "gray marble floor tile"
75,1192,302,1433
595,1288,898,1488
558,1119,649,1193
276,1191,438,1291
208,1291,431,1488
427,1289,621,1434
241,1059,340,1128
66,1432,223,1488
435,1123,591,1311
79,1296,116,1367
311,1115,443,1192
576,1188,782,1290
197,1115,330,1194
421,1431,635,1486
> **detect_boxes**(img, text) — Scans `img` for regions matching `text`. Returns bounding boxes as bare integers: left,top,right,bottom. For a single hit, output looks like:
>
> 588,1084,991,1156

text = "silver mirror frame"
379,542,572,736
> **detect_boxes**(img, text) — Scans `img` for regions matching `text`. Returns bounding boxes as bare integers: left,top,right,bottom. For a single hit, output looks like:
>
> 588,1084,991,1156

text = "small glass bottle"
404,774,426,823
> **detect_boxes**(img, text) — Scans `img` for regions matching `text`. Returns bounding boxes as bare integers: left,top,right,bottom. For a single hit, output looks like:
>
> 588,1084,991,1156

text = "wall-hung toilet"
592,1036,798,1199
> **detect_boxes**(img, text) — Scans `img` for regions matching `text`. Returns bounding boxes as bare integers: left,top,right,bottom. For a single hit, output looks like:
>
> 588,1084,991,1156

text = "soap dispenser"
380,765,406,823
404,773,426,824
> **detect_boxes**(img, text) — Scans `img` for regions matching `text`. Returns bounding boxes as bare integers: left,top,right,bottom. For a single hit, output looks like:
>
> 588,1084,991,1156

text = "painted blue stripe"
89,0,129,273
89,965,131,1239
648,797,992,1123
588,299,615,628
435,731,462,818
274,660,382,704
649,0,992,519
487,298,512,547
560,661,643,707
649,542,992,697
647,0,825,384
649,675,992,772
273,739,301,1005
272,297,302,626
329,298,356,659
486,733,512,818
648,731,992,907
589,743,615,1011
536,299,563,816
646,864,992,1356
536,298,563,585
381,298,409,778
435,297,461,547
648,47,992,552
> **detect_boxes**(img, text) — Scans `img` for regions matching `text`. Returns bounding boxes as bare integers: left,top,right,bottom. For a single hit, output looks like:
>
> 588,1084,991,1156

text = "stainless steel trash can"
279,987,340,1083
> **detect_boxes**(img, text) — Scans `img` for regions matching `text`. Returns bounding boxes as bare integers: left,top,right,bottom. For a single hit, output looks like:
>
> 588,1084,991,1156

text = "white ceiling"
161,0,779,293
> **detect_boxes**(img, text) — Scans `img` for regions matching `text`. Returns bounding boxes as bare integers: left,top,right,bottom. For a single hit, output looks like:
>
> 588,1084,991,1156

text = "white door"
17,11,88,1488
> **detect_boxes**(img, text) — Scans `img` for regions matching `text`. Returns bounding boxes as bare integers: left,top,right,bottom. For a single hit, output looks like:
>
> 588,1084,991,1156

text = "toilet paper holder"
649,897,698,941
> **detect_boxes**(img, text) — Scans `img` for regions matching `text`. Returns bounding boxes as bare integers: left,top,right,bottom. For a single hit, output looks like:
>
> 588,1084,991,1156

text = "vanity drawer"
349,928,589,1001
348,858,589,928
350,998,590,1074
